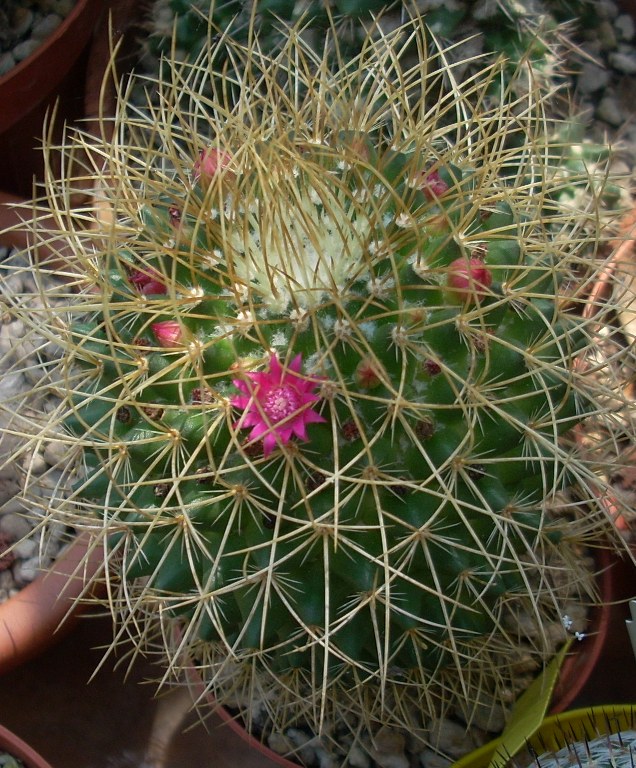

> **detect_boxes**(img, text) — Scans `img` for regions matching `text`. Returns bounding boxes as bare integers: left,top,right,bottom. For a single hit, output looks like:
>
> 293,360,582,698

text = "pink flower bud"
151,320,183,348
193,146,234,188
129,268,166,295
446,256,493,303
355,358,383,389
419,169,449,200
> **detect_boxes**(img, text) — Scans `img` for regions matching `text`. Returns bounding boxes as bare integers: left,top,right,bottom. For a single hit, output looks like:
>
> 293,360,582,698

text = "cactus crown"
0,8,632,761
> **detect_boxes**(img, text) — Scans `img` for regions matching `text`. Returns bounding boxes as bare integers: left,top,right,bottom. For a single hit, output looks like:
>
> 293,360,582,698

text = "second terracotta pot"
0,723,53,768
0,531,104,676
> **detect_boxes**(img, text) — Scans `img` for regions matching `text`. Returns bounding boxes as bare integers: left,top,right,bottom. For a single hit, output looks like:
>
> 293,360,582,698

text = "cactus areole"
31,13,625,749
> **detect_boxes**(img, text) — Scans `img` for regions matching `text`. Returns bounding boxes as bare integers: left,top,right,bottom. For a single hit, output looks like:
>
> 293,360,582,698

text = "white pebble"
471,0,499,20
615,13,635,41
12,39,40,62
348,744,371,768
428,719,476,759
0,570,14,592
12,538,38,559
597,0,618,20
376,755,408,768
11,7,34,37
12,555,42,586
0,371,26,399
419,749,453,768
0,511,33,540
373,727,405,754
0,478,20,506
315,747,336,768
43,441,69,468
609,50,636,73
1,272,25,297
32,14,63,41
0,319,25,354
287,728,317,765
372,727,409,768
21,450,48,476
576,61,611,94
466,701,506,734
596,94,624,126
598,20,617,50
0,52,15,76
267,732,292,756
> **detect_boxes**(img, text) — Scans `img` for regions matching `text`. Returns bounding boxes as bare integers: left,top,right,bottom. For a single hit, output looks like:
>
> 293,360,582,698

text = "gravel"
0,0,77,76
0,248,74,604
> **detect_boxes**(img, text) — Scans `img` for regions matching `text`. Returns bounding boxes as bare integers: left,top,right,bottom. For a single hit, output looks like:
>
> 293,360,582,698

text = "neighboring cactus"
1,9,633,763
140,0,599,97
526,731,636,768
144,0,400,64
515,708,636,768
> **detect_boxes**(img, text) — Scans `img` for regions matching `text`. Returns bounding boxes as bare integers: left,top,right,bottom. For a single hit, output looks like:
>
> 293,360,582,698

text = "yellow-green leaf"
485,639,573,768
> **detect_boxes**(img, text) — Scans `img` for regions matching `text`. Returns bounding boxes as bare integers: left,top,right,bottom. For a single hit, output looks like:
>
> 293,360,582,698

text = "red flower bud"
446,256,493,304
419,169,449,200
129,268,167,295
151,320,183,348
355,358,385,389
193,147,234,188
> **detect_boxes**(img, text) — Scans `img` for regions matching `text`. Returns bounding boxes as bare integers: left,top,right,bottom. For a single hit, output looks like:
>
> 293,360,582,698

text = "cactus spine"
1,9,632,762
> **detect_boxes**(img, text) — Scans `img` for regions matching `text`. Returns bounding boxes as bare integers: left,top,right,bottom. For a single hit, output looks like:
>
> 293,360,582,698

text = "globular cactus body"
5,9,632,753
71,148,578,675
529,731,636,768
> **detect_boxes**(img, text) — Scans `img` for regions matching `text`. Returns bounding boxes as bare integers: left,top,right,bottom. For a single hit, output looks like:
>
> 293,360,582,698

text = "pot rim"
0,722,54,768
0,0,102,134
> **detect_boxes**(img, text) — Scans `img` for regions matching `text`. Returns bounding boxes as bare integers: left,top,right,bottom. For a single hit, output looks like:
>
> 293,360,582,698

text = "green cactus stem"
0,8,632,761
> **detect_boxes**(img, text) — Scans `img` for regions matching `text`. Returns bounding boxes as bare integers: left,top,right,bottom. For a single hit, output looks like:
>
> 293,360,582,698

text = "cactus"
0,9,633,763
140,0,599,97
516,708,636,768
526,730,636,768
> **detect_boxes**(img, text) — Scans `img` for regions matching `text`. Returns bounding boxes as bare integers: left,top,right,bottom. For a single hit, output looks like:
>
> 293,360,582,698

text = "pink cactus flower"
231,354,326,456
419,169,449,200
151,320,183,348
129,268,167,295
193,146,234,188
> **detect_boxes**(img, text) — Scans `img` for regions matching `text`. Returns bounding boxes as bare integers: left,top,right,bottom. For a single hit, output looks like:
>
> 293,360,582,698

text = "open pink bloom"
231,354,326,456
419,169,449,200
129,268,166,295
151,320,183,348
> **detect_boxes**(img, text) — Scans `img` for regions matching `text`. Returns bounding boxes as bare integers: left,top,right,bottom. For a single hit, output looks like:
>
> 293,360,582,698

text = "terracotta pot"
581,202,636,544
0,0,144,265
0,531,103,676
0,722,53,768
452,704,636,768
550,546,615,713
0,0,110,199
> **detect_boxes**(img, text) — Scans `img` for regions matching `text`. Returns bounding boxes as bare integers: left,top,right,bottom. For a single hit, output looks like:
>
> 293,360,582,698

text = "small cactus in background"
527,731,636,768
0,8,633,762
513,708,636,768
139,0,601,100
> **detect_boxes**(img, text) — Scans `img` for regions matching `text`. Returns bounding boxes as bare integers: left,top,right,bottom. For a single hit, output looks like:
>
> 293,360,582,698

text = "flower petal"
231,353,327,455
